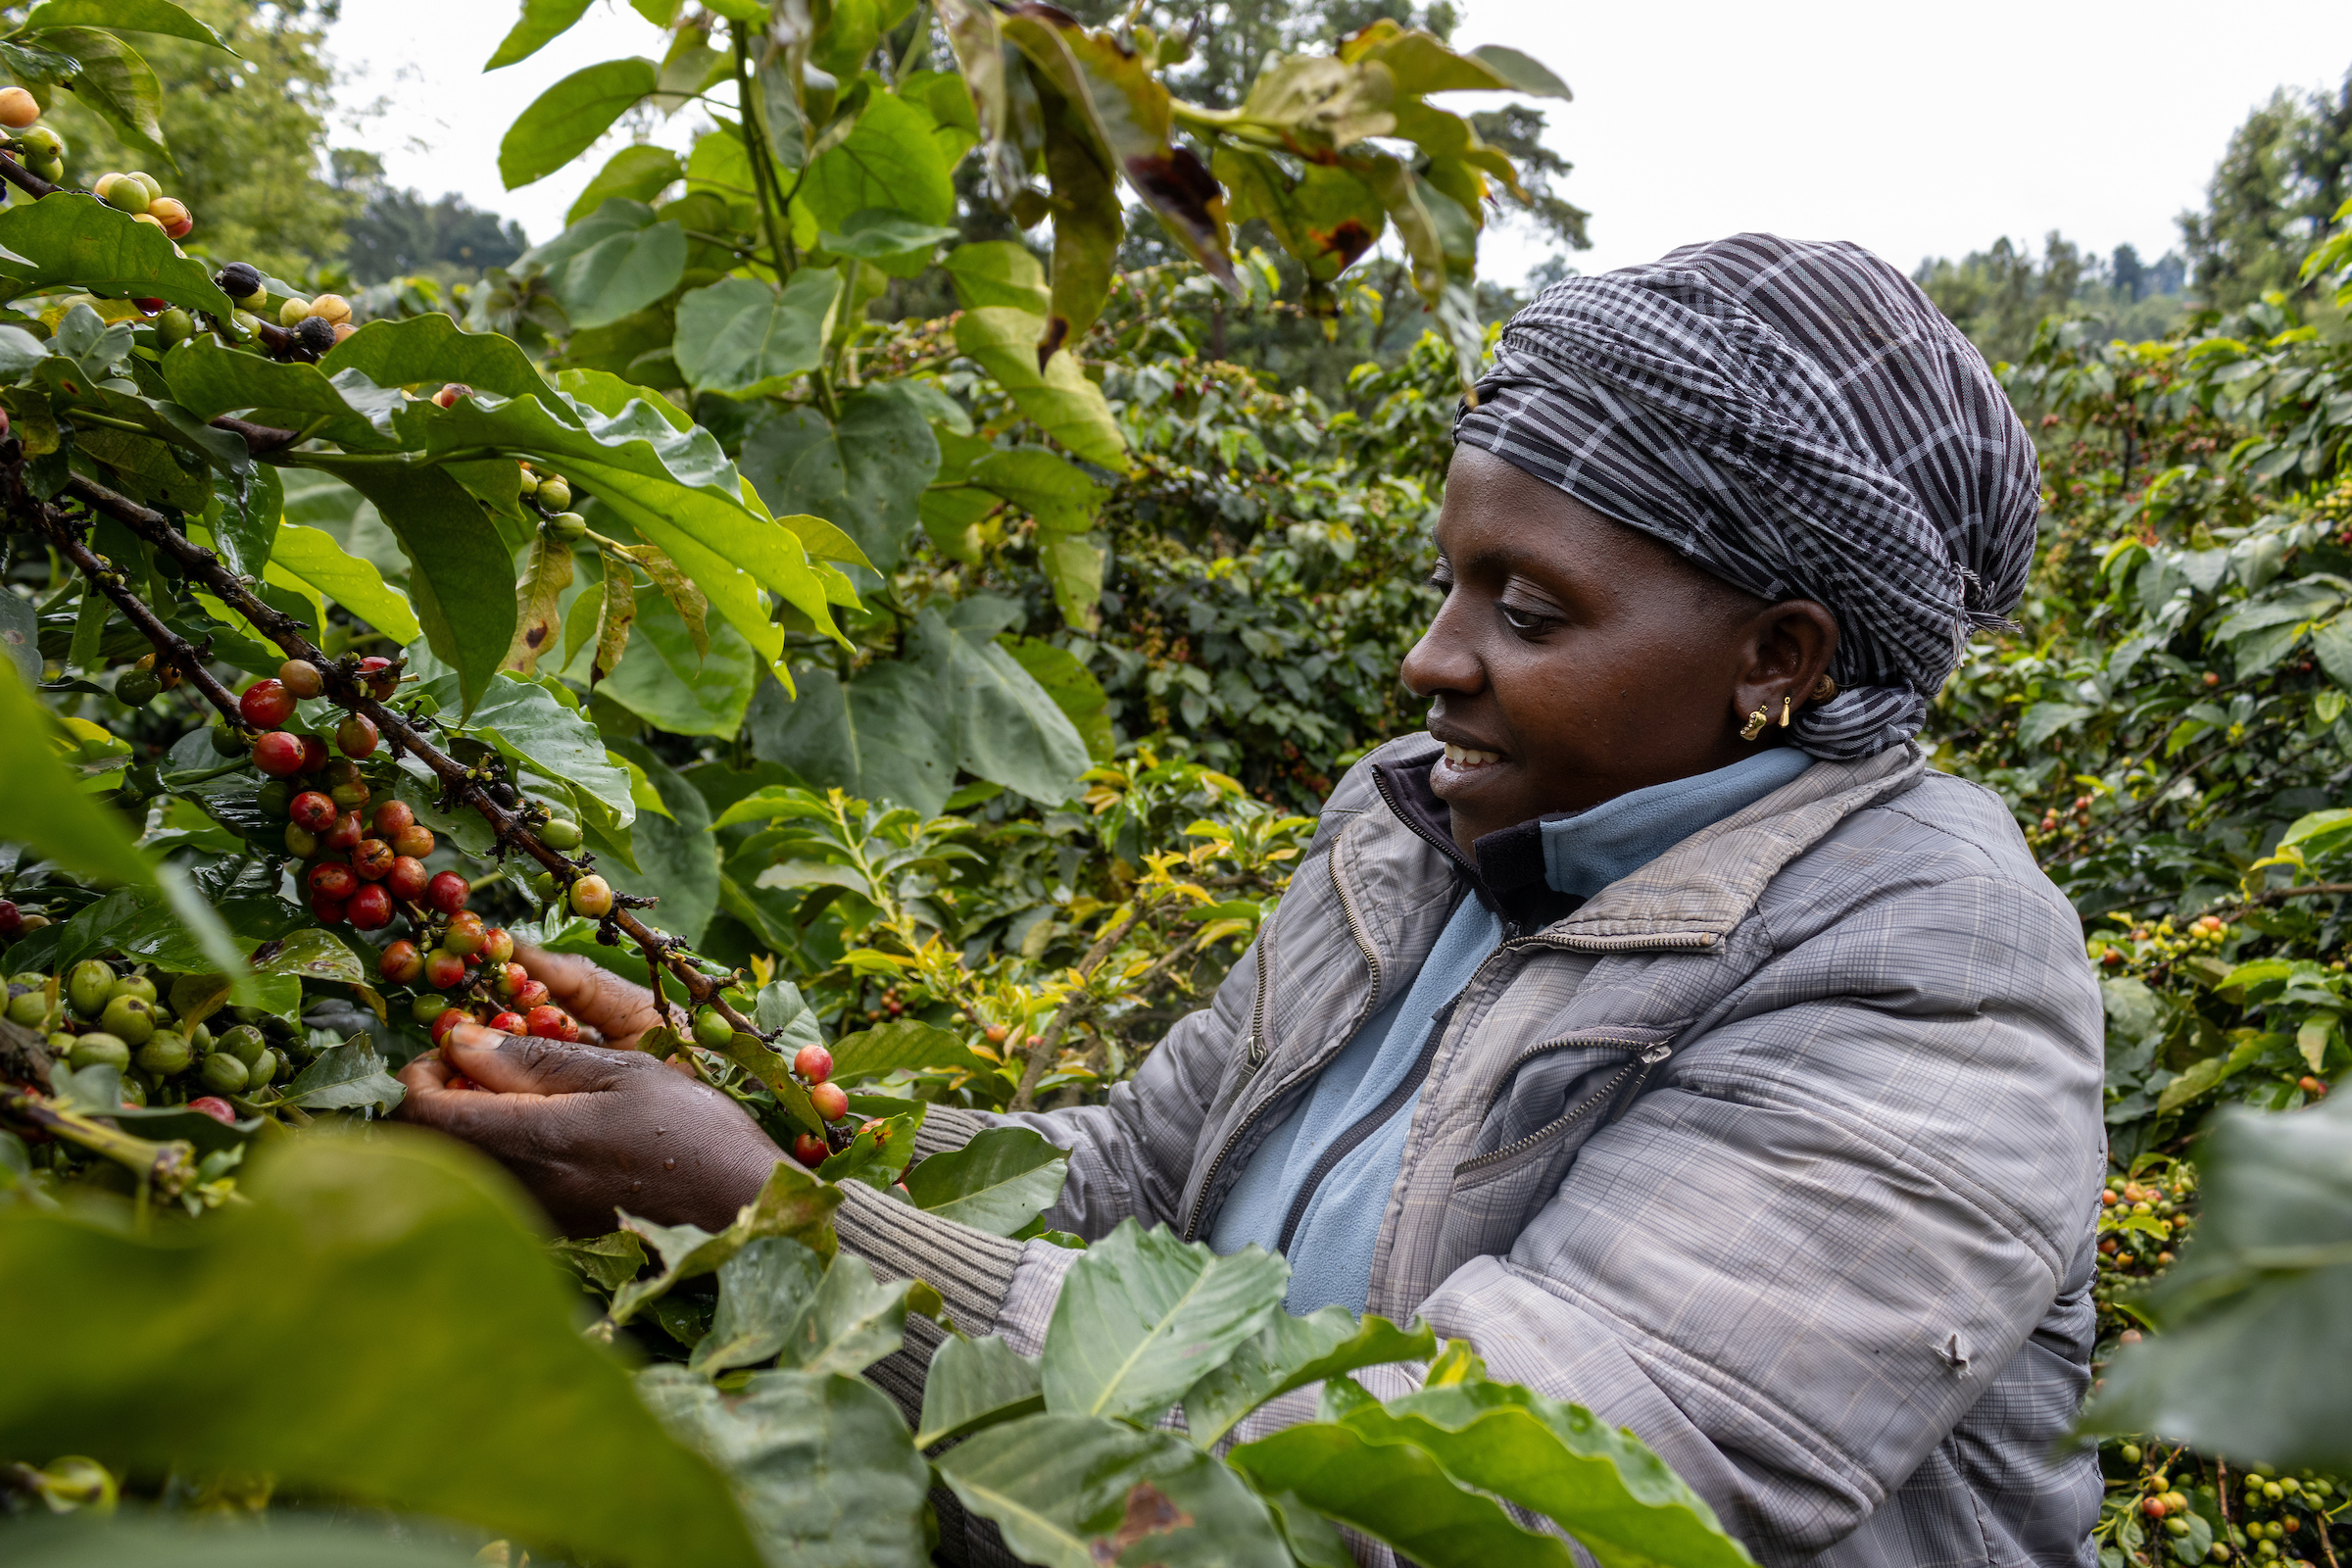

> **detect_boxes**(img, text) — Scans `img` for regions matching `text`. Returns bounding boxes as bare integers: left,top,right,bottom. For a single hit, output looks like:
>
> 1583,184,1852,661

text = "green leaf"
418,671,635,835
902,1126,1068,1235
935,1413,1294,1568
0,194,233,316
828,1016,987,1080
1342,1382,1755,1568
1042,1219,1289,1425
673,269,842,400
324,313,568,407
913,607,1091,803
953,307,1128,470
2081,1093,2352,1467
741,390,940,574
638,1366,932,1568
43,27,170,167
752,660,957,817
269,522,419,644
602,737,720,947
687,1234,827,1375
915,1334,1046,1448
0,1135,763,1568
485,0,595,69
817,208,961,277
767,1250,910,1375
814,1109,920,1188
500,57,659,189
0,1518,481,1567
943,240,1051,314
968,448,1109,532
2018,701,2096,747
553,1228,648,1294
611,1159,842,1325
555,219,688,331
1182,1309,1437,1449
583,581,757,738
1039,534,1105,635
276,1037,406,1112
567,144,685,224
1229,1409,1580,1568
250,926,368,986
1466,43,1572,98
320,462,517,714
798,87,957,230
1004,636,1112,761
24,0,234,49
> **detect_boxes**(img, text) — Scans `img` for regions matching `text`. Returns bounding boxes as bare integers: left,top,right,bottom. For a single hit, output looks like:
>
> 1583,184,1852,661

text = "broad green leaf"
581,581,758,738
751,661,957,817
602,738,719,947
953,307,1128,470
914,608,1091,803
2082,1092,2352,1466
0,1135,762,1568
1466,43,1572,97
1004,636,1112,760
43,27,170,166
814,1109,920,1189
1042,1219,1289,1425
0,660,163,884
555,220,688,330
420,670,635,832
817,208,961,278
324,312,569,407
740,389,940,572
1345,1382,1754,1568
1182,1309,1437,1448
1039,533,1105,634
0,194,233,316
0,1518,478,1567
798,87,957,230
567,144,685,224
250,926,368,986
268,522,419,643
553,1229,649,1294
276,1037,406,1113
673,269,842,399
639,1366,932,1568
611,1160,842,1324
916,1334,1046,1448
935,1413,1293,1568
485,0,595,69
24,0,233,50
968,448,1108,532
556,365,694,430
902,1126,1068,1236
1229,1410,1579,1568
943,239,1051,314
687,1234,826,1375
828,1016,987,1080
1215,146,1386,282
768,1250,910,1375
501,57,659,189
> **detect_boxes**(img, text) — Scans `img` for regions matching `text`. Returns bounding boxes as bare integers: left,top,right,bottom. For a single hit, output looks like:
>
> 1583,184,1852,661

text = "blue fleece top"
1210,745,1814,1312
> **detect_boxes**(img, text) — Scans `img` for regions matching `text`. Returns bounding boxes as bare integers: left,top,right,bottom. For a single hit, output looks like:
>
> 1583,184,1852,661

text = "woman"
398,234,2105,1568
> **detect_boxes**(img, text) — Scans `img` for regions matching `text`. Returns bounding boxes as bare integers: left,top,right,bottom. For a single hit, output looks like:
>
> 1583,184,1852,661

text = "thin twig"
0,146,63,200
28,495,244,726
1009,903,1150,1111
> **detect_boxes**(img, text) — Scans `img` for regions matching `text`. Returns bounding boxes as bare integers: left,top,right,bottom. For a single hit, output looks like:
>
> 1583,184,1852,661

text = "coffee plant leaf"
37,27,170,167
598,739,720,946
552,1228,648,1294
752,660,958,817
638,1364,932,1568
0,194,233,316
672,270,841,400
2082,1092,2352,1468
415,671,635,832
551,218,688,331
1341,1381,1755,1568
1227,1403,1581,1568
1038,532,1105,633
499,56,658,189
276,1036,406,1113
900,1125,1068,1235
320,460,519,711
953,307,1128,471
796,87,956,232
687,1233,827,1374
0,1135,763,1568
768,1249,911,1375
1465,42,1573,97
485,0,595,70
739,390,939,572
936,1411,1294,1568
1004,636,1113,761
967,447,1108,533
566,144,686,224
813,1108,920,1188
943,240,1051,314
1042,1218,1289,1425
912,607,1091,804
815,208,960,277
159,337,396,446
324,313,569,409
1182,1308,1437,1449
250,926,368,986
2,659,160,888
829,1016,984,1080
915,1333,1046,1448
23,0,234,51
269,522,419,644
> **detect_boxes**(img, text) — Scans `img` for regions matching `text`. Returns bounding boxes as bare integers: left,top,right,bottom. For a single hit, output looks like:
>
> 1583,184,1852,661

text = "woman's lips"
1441,741,1502,768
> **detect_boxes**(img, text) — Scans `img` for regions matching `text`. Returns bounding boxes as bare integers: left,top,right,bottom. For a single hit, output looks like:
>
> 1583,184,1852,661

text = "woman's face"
1399,448,1838,855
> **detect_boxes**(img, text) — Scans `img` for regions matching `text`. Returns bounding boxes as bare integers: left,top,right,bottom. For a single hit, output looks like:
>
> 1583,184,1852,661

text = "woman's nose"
1398,597,1484,700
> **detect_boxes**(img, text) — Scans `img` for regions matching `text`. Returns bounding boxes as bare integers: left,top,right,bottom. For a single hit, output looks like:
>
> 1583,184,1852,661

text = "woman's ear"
1727,601,1839,733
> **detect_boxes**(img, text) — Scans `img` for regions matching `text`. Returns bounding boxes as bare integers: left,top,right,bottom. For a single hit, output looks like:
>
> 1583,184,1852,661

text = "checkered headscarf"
1454,233,2040,760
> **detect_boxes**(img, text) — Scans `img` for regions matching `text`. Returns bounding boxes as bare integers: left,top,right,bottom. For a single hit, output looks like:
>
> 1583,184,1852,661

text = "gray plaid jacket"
912,735,2105,1568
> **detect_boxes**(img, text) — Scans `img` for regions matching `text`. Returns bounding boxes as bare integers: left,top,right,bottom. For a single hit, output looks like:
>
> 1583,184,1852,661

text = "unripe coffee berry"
348,884,392,930
150,197,192,239
444,911,486,956
279,296,311,326
0,87,38,128
336,712,378,759
154,307,193,347
239,678,294,728
283,821,318,857
380,940,423,984
373,800,415,836
100,995,154,1045
386,856,428,900
278,659,324,698
289,790,336,831
295,316,335,354
98,172,150,214
546,512,588,542
253,731,307,777
424,949,467,990
425,871,469,914
539,817,582,850
694,1005,734,1048
794,1043,833,1084
810,1082,849,1122
569,874,613,917
536,476,571,510
430,1006,473,1047
116,668,161,706
351,838,394,881
391,822,435,858
481,927,515,964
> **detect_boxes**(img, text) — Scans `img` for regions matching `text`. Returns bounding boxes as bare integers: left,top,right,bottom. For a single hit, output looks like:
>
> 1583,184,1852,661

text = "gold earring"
1740,703,1769,741
1779,695,1791,727
1811,675,1838,703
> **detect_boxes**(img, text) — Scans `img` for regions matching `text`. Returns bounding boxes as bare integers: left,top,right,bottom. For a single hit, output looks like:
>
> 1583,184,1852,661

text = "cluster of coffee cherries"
377,896,583,1087
2093,1171,2190,1308
2230,1468,2341,1562
684,1004,845,1161
6,956,307,1115
0,86,66,184
515,462,587,542
240,658,404,929
93,169,192,239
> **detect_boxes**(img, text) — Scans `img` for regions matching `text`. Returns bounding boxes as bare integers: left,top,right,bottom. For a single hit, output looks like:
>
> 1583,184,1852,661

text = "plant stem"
732,29,799,281
4,1090,198,1199
1008,902,1148,1111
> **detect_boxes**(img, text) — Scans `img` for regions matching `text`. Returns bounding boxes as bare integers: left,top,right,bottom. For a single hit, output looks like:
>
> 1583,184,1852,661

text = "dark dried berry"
215,262,262,298
295,316,336,353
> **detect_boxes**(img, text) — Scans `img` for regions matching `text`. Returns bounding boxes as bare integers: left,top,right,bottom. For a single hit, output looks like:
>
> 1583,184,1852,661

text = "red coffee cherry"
347,883,392,930
810,1082,849,1122
425,871,469,914
310,889,347,924
492,961,530,999
239,679,294,728
509,978,550,1011
429,1006,473,1046
443,911,486,956
326,811,364,851
308,861,357,901
423,949,467,990
794,1044,833,1085
481,927,515,964
487,1010,525,1034
351,838,394,881
253,730,307,777
298,734,330,774
390,822,435,858
522,1004,572,1040
289,790,336,832
379,940,423,984
188,1096,236,1125
373,800,416,837
357,655,399,699
336,713,378,759
791,1133,828,1167
386,856,428,901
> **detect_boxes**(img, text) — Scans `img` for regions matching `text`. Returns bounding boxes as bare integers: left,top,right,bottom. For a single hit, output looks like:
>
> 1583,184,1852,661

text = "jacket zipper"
1274,998,1460,1254
1452,1041,1673,1178
1241,917,1276,1077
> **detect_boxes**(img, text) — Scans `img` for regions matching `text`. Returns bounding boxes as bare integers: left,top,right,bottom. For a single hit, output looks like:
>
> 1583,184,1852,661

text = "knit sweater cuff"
832,1176,1023,1335
912,1103,992,1158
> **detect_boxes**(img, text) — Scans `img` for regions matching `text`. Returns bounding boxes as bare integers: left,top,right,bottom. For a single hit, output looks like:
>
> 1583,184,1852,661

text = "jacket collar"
1369,746,1584,930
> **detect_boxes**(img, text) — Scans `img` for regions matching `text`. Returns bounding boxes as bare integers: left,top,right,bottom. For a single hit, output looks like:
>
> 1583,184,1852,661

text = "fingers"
443,1022,653,1098
517,946,665,1041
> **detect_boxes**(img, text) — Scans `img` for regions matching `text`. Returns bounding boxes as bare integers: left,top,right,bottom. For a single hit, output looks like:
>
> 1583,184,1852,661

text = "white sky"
327,0,2352,284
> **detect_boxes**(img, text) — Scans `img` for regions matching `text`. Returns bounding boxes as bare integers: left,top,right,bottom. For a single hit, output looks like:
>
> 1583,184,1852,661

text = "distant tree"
2178,70,2352,310
334,151,528,285
1914,234,2185,366
24,0,357,280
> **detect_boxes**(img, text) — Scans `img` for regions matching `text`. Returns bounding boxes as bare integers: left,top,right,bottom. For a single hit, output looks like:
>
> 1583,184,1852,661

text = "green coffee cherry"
199,1053,248,1094
412,994,451,1025
546,512,588,543
539,817,583,850
256,781,293,816
154,307,193,348
116,668,162,706
118,1072,149,1106
100,994,155,1045
17,124,62,160
68,959,116,1019
69,1032,131,1071
189,1020,212,1052
246,1046,279,1087
216,1023,267,1067
278,295,310,327
536,476,572,511
136,1030,194,1075
694,1005,734,1049
109,974,158,1005
7,988,48,1028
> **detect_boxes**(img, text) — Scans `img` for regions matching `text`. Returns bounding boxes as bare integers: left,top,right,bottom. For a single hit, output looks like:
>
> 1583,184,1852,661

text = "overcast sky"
327,0,2352,284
